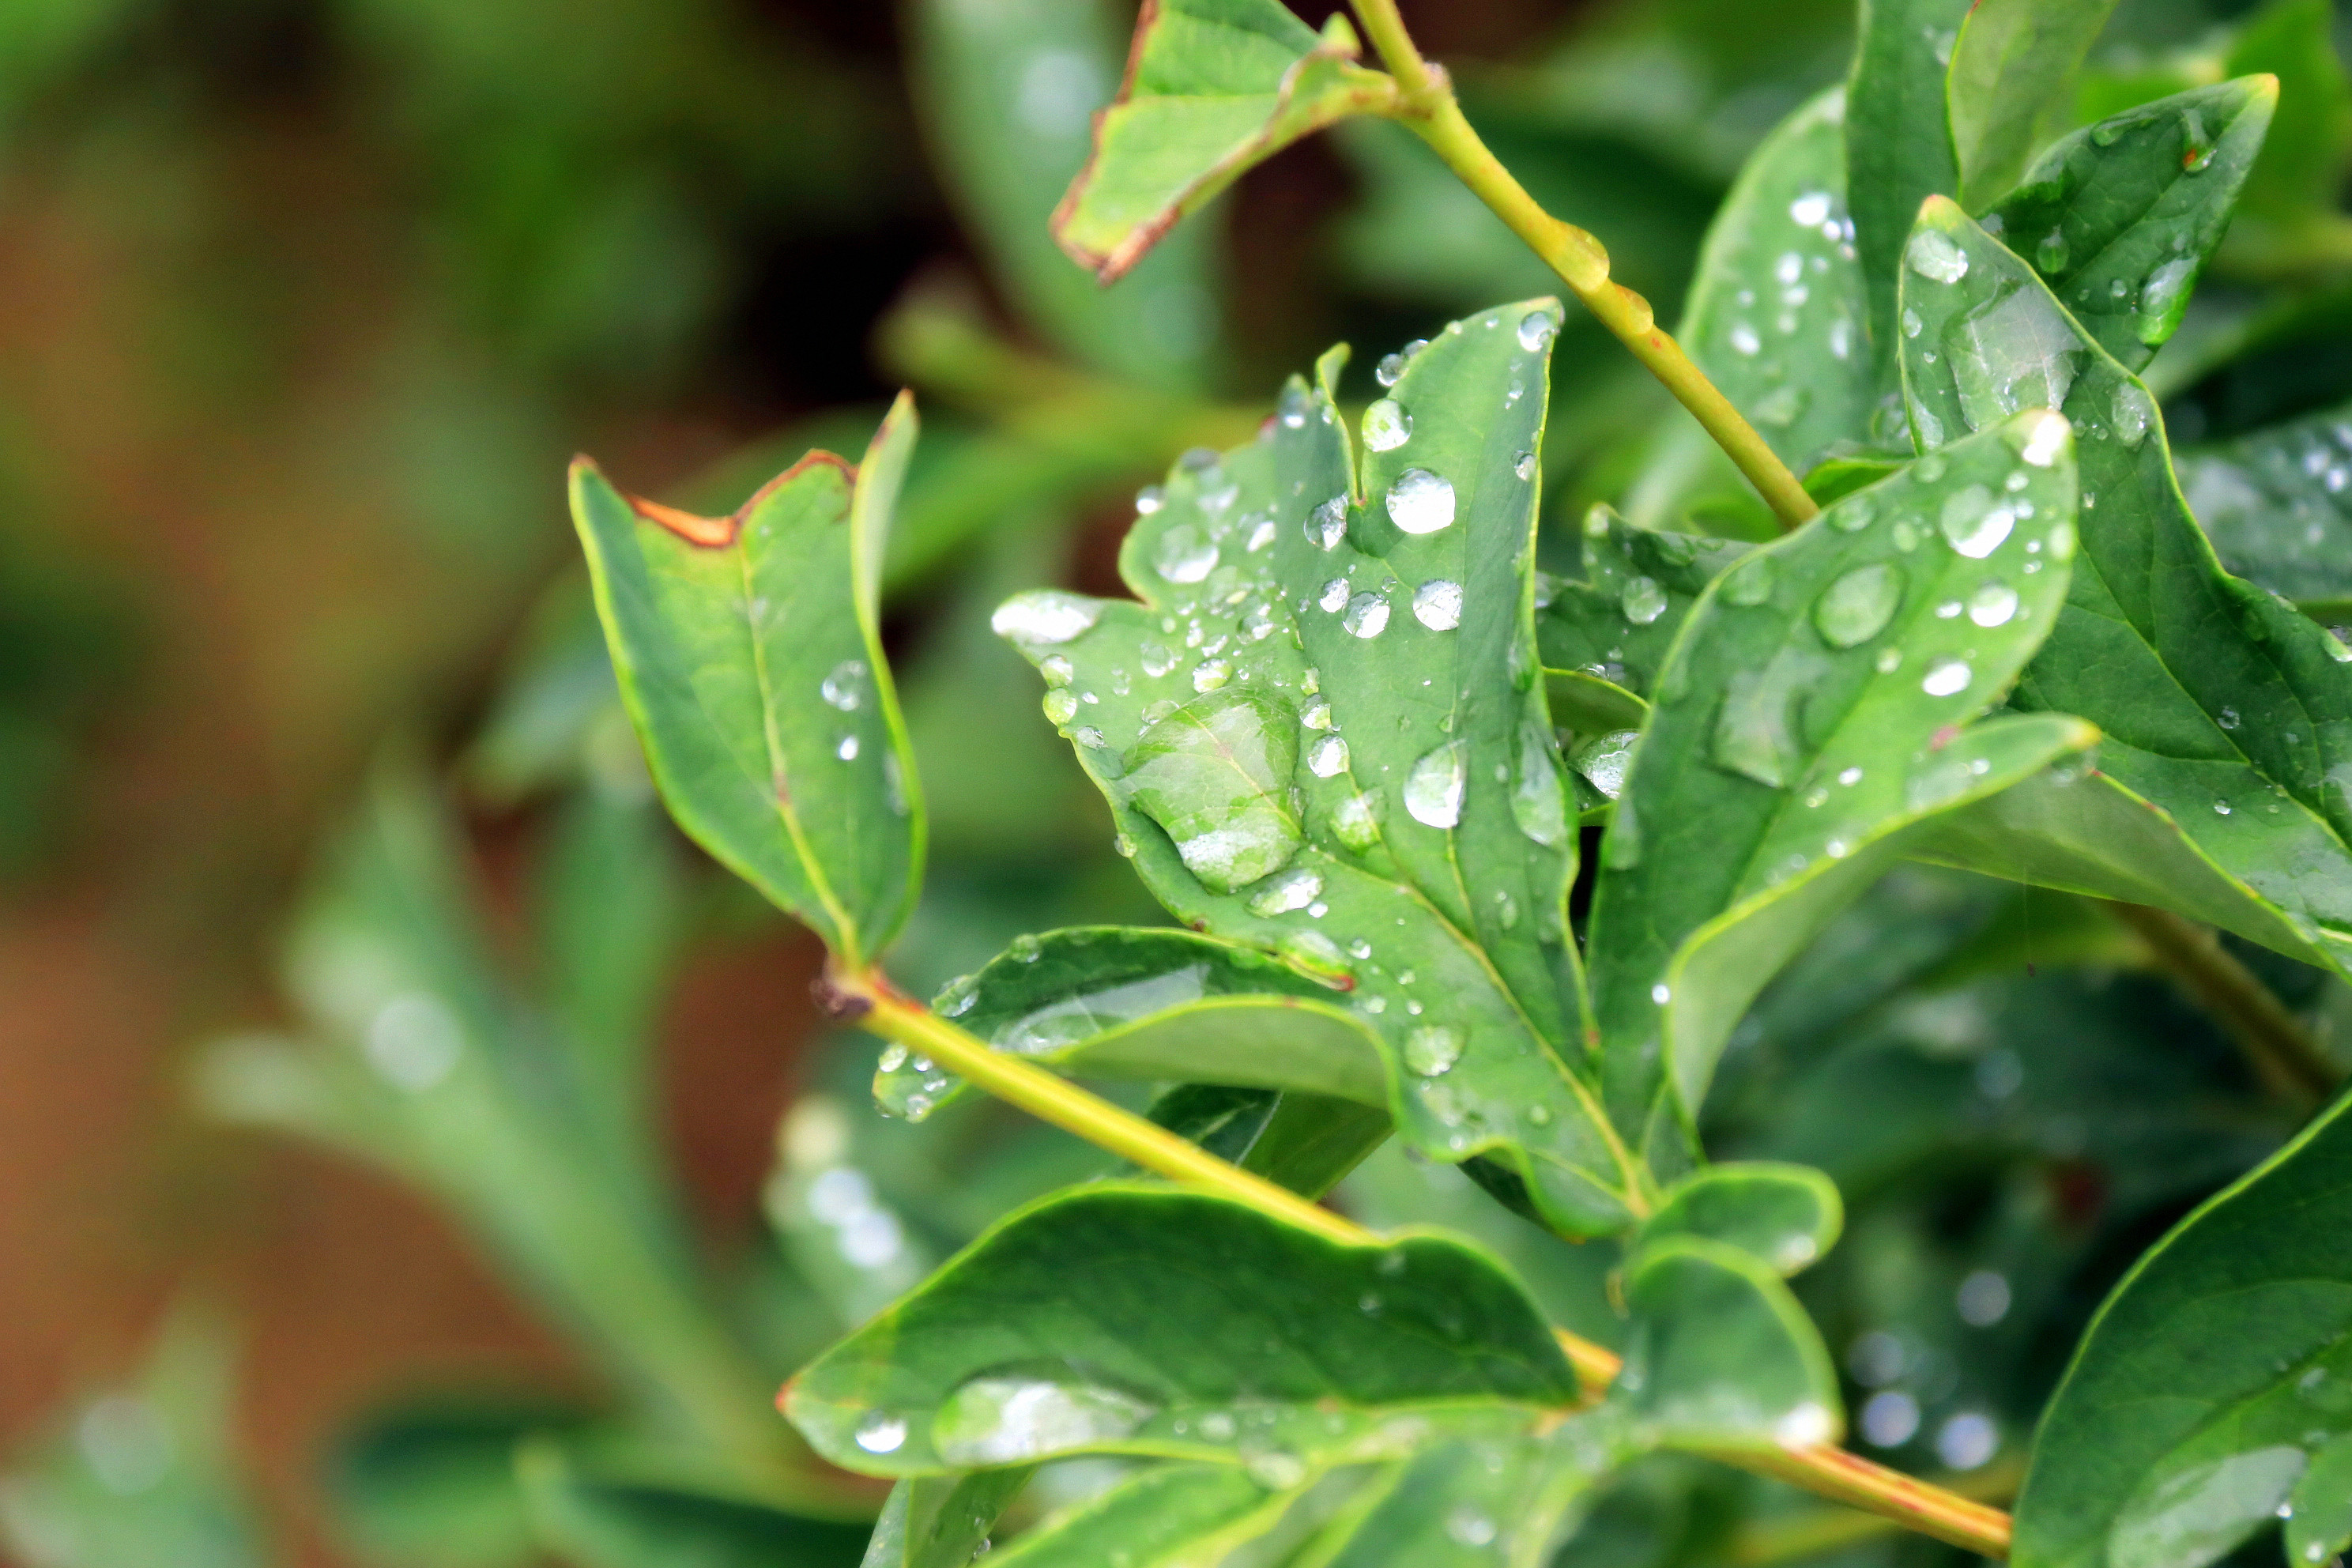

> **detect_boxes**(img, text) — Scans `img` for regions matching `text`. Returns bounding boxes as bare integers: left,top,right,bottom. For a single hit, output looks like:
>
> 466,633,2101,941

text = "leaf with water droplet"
934,1461,1306,1567
1052,2,1398,284
856,1469,1037,1568
1845,0,1969,360
2178,394,2352,610
1539,508,1751,729
1585,412,2083,1158
2015,1088,2352,1568
1615,1237,1843,1453
1899,198,2352,969
781,1186,1585,1477
1638,1163,1843,1277
1986,77,2276,368
571,395,924,967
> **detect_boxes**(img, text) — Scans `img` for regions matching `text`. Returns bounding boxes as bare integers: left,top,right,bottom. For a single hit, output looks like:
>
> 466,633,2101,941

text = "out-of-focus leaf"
1314,1421,1626,1567
571,394,925,967
877,927,1384,1118
986,1463,1297,1566
515,1441,871,1568
2288,1434,2352,1568
860,1470,1033,1568
1678,87,1874,473
2177,395,2352,611
1052,2,1396,284
2012,1085,2352,1568
334,1400,587,1568
2224,0,2352,230
1947,0,2117,205
995,303,1649,1238
782,1185,1580,1477
1584,413,2085,1160
1637,1163,1842,1276
1984,78,2277,370
909,0,1216,386
1616,1238,1843,1453
1898,198,2352,968
1845,0,1969,356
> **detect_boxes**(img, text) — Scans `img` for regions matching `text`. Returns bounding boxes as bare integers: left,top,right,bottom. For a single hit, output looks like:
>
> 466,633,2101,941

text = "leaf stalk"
828,965,2013,1557
2104,900,2340,1107
1345,0,1819,533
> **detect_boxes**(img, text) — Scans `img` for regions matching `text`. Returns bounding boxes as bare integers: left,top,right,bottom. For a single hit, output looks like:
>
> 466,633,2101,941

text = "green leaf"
1584,411,2087,1156
2178,395,2352,612
1983,78,2278,371
334,1399,586,1568
515,1442,871,1568
2225,0,2352,230
2288,1433,2352,1568
2011,1086,2352,1568
1638,1163,1842,1276
1315,1420,1627,1567
860,1472,1032,1568
1897,198,2352,967
572,394,925,967
1616,1238,1843,1453
1539,507,1751,718
1052,1,1396,284
1675,88,1875,472
781,1185,1581,1477
876,927,1387,1118
994,302,1647,1237
988,1463,1298,1566
1845,0,1969,359
908,0,1216,387
1235,1093,1393,1199
1946,0,2117,206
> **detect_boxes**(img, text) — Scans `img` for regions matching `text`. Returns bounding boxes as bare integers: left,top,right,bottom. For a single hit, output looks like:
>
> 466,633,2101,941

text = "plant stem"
1347,0,1818,533
827,967,2013,1558
2104,901,2340,1107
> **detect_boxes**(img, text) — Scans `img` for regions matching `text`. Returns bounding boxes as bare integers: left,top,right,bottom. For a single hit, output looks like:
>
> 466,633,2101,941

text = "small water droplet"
1155,524,1219,583
1922,658,1972,696
2214,797,2233,816
1814,563,1903,647
1331,790,1382,850
1344,593,1391,639
1135,486,1164,514
1305,496,1348,550
1193,658,1231,692
2035,228,2070,273
1905,228,1969,284
1940,486,2016,557
1247,867,1324,916
1362,398,1412,451
1404,742,1467,828
993,590,1102,646
1968,581,2019,628
855,1412,907,1453
1385,469,1456,533
1445,1506,1498,1547
1413,579,1463,630
1622,575,1670,624
1514,450,1537,481
1721,554,1776,605
1902,307,1923,338
1406,1023,1464,1076
1309,733,1350,777
1729,322,1762,356
1042,689,1080,726
821,660,867,710
1517,307,1561,351
1789,190,1833,226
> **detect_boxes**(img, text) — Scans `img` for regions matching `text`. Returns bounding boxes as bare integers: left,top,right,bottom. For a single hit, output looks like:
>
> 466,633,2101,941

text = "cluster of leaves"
21,0,2352,1565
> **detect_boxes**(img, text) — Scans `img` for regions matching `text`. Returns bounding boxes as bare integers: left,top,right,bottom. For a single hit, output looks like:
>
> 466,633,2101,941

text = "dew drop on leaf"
1330,790,1382,851
1344,593,1390,639
1413,579,1463,630
1814,564,1903,647
1386,469,1456,534
1967,582,2019,628
1622,576,1670,625
1516,306,1561,351
1308,734,1350,777
1362,398,1412,451
993,590,1102,646
932,1377,1154,1467
821,659,866,710
855,1412,908,1454
1405,1023,1464,1076
836,734,861,760
1571,729,1640,800
1721,554,1776,605
1042,690,1080,726
1155,524,1218,583
1121,691,1302,893
1939,486,2015,558
1921,658,1972,696
1246,867,1323,916
1404,742,1468,828
1905,228,1969,284
1305,496,1348,549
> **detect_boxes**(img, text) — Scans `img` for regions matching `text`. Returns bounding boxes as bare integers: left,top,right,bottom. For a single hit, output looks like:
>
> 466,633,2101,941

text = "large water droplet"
1939,486,2015,558
1363,398,1412,451
1123,692,1302,894
1413,579,1463,630
1814,564,1903,647
2109,381,2156,449
1386,469,1456,534
1306,496,1348,550
1905,229,1969,284
1572,729,1640,800
993,590,1101,646
1155,524,1219,583
1405,1023,1464,1076
1921,658,1972,696
932,1377,1154,1467
2135,258,2197,347
1344,593,1390,639
1623,576,1670,625
1404,743,1468,828
1517,307,1561,351
1247,867,1324,916
1330,790,1382,851
855,1412,908,1453
1308,733,1350,777
1042,689,1080,726
1968,581,2019,627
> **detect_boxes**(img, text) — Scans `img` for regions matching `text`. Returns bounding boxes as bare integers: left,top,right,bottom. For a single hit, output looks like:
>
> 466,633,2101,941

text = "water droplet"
1446,1506,1498,1547
1042,689,1080,726
1623,575,1670,625
1922,658,1972,696
1306,496,1348,549
2008,409,2071,468
1968,581,2019,627
1277,385,1310,428
1728,322,1762,356
855,1412,908,1453
1309,733,1351,777
1517,306,1561,351
821,660,867,710
1344,593,1390,639
993,590,1101,646
1406,1023,1464,1076
1939,485,2015,558
1815,564,1903,647
2135,258,2197,347
1385,469,1455,533
1404,743,1467,828
1514,450,1537,481
1246,517,1277,552
2109,381,2155,449
2035,228,2070,273
2214,797,2233,815
1123,692,1302,893
1950,287,2082,430
1721,554,1776,605
1789,190,1833,226
1362,398,1412,451
1193,658,1231,692
1413,579,1463,630
1243,1449,1308,1490
1247,867,1324,916
1155,524,1218,583
1905,228,1969,284
836,734,861,760
1572,729,1640,800
1318,577,1351,613
1331,790,1382,850
1902,307,1923,338
933,1377,1154,1467
1135,486,1164,514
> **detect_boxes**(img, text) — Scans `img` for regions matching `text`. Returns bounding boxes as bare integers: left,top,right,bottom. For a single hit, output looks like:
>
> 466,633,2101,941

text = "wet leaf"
572,396,925,967
876,927,1387,1120
2177,395,2352,612
1984,78,2277,370
1615,1238,1843,1453
1845,0,1969,360
1584,412,2086,1159
1947,0,2117,205
1637,1163,1842,1277
781,1185,1581,1477
1539,510,1751,723
2012,1085,2352,1568
1052,0,1396,283
996,302,1645,1237
2287,1433,2352,1568
1679,88,1874,472
1313,1419,1627,1567
859,1471,1034,1568
1898,198,2352,968
983,1463,1298,1566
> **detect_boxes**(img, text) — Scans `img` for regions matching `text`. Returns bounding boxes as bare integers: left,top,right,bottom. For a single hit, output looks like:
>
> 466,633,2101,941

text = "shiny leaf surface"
1947,0,2117,205
1845,0,1969,360
1637,1163,1843,1276
1615,1238,1844,1453
2178,394,2352,610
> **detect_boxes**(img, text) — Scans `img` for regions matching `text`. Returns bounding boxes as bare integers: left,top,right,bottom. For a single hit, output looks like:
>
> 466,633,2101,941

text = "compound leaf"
1984,78,2277,371
1054,0,1396,283
781,1185,1580,1478
1898,198,2352,968
995,302,1646,1237
1585,412,2086,1159
572,395,924,967
2013,1087,2352,1568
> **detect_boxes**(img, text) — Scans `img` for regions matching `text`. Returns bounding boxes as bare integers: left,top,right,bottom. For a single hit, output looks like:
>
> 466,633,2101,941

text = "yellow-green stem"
1346,0,1818,533
828,968,2011,1557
